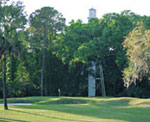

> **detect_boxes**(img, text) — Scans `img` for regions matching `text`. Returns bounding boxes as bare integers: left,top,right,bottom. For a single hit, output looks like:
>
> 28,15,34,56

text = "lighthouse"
87,7,106,97
88,8,96,20
88,8,97,97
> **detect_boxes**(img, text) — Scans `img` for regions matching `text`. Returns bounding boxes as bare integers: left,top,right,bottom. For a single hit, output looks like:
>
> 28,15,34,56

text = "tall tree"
0,0,27,109
123,22,150,87
29,7,65,96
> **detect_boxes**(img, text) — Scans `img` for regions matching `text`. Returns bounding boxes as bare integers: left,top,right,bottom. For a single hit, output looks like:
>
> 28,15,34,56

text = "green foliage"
54,12,143,96
123,23,150,87
28,7,65,50
27,7,67,96
1,0,150,98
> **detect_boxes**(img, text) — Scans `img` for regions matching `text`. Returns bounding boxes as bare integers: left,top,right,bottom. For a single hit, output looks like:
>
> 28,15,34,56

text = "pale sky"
15,0,150,24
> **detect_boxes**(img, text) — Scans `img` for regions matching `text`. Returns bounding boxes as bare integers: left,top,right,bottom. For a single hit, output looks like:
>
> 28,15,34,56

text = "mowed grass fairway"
0,97,150,122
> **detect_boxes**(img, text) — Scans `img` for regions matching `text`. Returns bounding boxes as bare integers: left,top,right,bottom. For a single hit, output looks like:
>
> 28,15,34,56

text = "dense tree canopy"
1,0,150,101
53,11,143,96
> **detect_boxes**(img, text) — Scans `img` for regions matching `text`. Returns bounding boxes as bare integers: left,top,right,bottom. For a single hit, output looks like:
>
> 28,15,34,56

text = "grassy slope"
0,97,150,122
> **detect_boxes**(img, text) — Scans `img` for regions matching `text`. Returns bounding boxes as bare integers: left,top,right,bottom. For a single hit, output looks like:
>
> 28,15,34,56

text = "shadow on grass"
9,109,94,122
5,97,52,104
103,99,130,106
36,98,88,104
0,118,28,122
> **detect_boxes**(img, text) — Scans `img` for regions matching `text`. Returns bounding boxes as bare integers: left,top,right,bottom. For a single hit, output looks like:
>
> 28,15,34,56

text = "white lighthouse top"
88,8,96,20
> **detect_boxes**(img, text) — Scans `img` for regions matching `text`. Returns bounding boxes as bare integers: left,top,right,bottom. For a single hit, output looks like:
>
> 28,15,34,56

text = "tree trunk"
2,50,8,110
40,47,46,96
40,25,47,96
10,51,13,82
99,64,106,97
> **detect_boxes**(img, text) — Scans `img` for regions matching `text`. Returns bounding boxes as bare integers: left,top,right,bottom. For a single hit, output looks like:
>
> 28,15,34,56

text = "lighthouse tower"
88,8,96,20
87,8,106,97
88,8,97,97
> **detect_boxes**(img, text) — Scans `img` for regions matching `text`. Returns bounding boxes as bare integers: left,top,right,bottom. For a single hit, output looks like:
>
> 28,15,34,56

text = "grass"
0,97,150,122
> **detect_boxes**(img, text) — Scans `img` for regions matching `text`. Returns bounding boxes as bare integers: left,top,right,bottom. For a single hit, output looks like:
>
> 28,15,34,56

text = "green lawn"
0,97,150,122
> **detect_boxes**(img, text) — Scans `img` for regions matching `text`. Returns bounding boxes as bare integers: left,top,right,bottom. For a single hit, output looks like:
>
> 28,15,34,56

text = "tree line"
1,0,150,103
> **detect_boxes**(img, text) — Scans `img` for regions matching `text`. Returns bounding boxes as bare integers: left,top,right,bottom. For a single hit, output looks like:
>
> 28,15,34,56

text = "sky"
15,0,150,24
